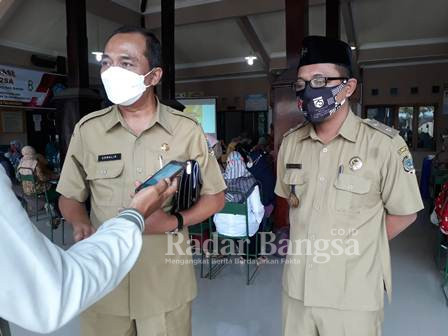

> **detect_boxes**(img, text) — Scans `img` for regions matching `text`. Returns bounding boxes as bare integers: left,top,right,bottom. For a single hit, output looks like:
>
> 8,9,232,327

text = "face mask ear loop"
143,68,156,88
335,80,348,109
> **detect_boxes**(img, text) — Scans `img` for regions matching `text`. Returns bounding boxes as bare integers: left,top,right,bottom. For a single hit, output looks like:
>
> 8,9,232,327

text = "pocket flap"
86,161,124,180
283,170,307,185
334,173,371,194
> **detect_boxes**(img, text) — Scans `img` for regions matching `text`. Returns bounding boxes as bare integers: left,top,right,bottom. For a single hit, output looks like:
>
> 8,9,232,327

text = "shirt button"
101,169,107,175
319,176,325,182
348,184,354,190
137,168,143,174
322,148,328,153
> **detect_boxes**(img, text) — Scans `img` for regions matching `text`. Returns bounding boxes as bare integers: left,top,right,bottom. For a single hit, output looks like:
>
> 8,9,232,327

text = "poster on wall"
1,111,23,133
0,65,66,107
178,98,217,137
443,85,448,115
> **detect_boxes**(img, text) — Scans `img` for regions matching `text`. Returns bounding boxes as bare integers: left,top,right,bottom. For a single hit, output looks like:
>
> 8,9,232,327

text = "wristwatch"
173,212,184,231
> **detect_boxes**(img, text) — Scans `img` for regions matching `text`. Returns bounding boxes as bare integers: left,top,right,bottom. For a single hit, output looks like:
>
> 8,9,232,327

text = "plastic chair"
208,191,261,285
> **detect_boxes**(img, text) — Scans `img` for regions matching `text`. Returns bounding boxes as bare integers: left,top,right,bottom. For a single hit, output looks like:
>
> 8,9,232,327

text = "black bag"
171,160,202,212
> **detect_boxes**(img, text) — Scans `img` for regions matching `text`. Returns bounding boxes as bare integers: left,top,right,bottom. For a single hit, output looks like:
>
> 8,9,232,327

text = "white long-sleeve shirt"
213,186,265,237
0,167,145,333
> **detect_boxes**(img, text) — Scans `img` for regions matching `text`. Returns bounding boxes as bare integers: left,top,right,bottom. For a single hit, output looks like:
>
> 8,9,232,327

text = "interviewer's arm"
0,169,175,333
0,169,143,332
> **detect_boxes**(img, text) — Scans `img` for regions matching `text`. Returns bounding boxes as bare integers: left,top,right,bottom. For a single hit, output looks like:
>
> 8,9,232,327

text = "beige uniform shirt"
57,99,226,318
275,110,423,311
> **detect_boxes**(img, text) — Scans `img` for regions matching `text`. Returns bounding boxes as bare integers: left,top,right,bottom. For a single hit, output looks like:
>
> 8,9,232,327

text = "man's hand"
73,223,96,243
130,178,178,219
59,196,94,243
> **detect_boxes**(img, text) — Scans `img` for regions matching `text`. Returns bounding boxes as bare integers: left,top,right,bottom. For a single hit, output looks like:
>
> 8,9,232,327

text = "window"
417,106,434,150
398,106,413,148
364,104,437,151
366,106,394,127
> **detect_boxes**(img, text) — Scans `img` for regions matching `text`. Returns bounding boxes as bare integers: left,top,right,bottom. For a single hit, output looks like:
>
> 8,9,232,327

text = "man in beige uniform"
57,26,226,336
275,36,423,335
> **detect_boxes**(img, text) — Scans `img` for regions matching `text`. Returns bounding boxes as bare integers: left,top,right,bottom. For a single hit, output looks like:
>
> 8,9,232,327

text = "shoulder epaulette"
283,121,308,138
78,106,114,126
170,109,199,125
362,118,399,138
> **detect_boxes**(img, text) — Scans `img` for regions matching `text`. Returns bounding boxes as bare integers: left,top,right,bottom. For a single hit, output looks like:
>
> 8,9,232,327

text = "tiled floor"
9,209,448,336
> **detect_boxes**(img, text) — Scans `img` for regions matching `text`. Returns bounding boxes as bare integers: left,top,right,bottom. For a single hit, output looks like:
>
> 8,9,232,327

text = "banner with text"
0,65,66,107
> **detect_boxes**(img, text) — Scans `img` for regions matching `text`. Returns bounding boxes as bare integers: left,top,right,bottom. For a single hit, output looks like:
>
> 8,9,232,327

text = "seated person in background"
17,146,58,196
214,150,265,239
433,134,448,169
17,146,60,219
5,140,22,170
244,146,276,220
251,136,268,152
221,140,238,168
206,134,224,172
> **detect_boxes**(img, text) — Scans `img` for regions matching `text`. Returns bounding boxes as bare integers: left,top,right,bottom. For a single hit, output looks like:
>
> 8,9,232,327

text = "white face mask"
101,67,155,106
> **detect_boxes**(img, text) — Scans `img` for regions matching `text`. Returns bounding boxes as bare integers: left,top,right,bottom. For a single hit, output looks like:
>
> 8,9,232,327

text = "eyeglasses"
294,76,348,92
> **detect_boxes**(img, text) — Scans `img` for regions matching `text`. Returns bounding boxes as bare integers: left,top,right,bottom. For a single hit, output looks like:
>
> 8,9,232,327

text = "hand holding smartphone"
135,160,186,193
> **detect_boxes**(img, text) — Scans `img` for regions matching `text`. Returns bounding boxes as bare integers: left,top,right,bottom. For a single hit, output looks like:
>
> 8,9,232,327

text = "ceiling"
0,0,446,82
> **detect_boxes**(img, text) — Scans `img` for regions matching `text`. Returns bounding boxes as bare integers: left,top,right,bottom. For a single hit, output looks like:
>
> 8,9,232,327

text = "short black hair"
107,26,161,69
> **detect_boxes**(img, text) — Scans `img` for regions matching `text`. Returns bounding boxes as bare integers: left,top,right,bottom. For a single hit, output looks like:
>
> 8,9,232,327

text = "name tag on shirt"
98,153,122,162
286,163,302,169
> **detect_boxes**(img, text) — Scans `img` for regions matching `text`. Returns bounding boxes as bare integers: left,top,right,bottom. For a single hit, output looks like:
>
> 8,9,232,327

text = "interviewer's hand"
130,178,178,219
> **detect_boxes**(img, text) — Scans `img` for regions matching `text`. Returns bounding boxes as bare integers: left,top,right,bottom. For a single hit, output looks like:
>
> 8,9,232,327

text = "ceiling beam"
236,16,270,71
85,0,140,25
175,60,265,81
326,0,340,39
145,0,285,29
0,0,23,30
340,0,359,77
54,0,140,25
340,0,357,47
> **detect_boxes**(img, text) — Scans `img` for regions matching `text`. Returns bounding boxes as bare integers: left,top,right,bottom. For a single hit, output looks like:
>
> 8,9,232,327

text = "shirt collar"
338,109,360,143
298,109,360,143
105,97,173,135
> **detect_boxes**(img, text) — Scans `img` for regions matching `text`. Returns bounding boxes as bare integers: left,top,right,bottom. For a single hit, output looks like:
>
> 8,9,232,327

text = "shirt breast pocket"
283,170,308,207
333,173,371,214
86,161,124,206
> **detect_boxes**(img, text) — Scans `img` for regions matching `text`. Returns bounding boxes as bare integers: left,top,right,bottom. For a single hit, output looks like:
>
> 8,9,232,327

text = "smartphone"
135,160,186,193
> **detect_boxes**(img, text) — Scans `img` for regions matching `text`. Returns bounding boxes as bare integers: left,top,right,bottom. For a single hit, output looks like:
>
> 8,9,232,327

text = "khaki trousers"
283,292,384,336
81,301,192,336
